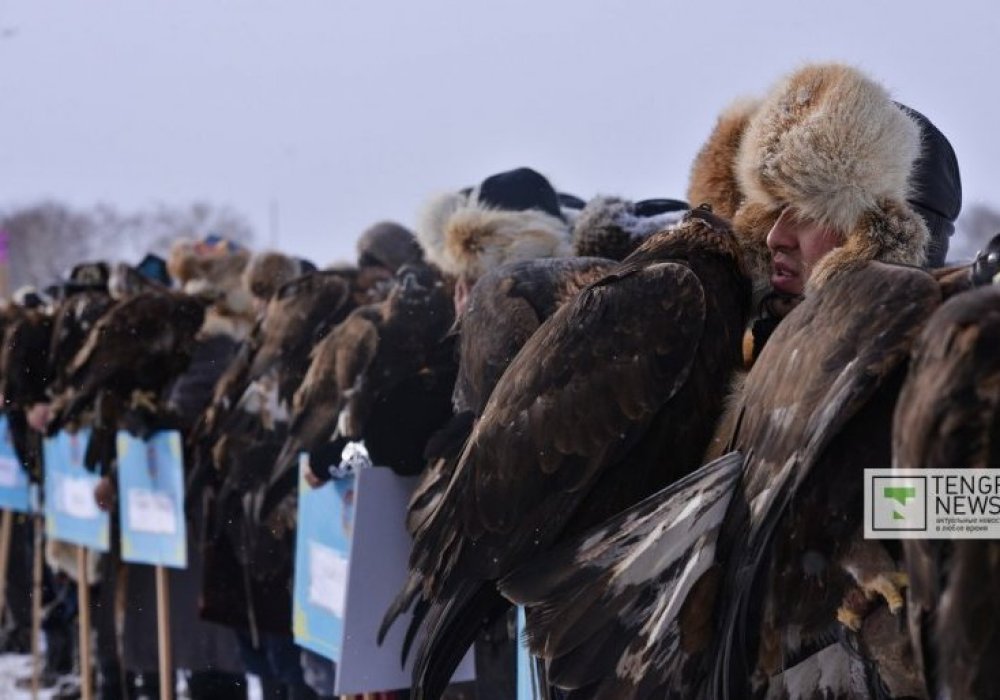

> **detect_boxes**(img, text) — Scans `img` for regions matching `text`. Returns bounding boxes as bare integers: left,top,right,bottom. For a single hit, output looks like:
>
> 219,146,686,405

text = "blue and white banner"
0,414,34,513
116,430,187,568
292,455,354,662
43,429,109,551
292,454,476,694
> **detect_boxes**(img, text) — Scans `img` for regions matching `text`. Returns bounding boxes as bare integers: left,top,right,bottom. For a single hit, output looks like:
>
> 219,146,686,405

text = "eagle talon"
837,585,873,632
866,571,909,615
839,540,910,629
836,605,865,632
836,571,909,632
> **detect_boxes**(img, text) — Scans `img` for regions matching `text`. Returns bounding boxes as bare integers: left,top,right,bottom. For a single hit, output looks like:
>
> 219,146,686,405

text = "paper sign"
293,456,354,662
43,429,109,551
126,489,178,535
292,457,475,694
0,415,32,513
116,431,187,568
0,455,20,488
307,541,348,617
60,476,101,519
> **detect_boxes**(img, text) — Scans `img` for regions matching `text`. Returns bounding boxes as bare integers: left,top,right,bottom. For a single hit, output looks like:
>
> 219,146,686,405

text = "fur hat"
356,221,424,272
689,64,937,295
416,167,572,279
59,260,111,298
243,251,307,301
572,196,688,260
737,64,928,275
687,98,760,220
167,237,254,318
12,285,49,310
68,261,110,288
557,192,588,226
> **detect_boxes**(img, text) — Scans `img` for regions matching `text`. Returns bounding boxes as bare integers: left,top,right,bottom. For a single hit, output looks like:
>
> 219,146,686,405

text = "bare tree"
0,200,256,293
0,201,98,290
98,201,255,259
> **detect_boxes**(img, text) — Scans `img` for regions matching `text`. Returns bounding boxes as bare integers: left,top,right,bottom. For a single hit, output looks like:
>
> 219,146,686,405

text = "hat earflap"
808,198,929,291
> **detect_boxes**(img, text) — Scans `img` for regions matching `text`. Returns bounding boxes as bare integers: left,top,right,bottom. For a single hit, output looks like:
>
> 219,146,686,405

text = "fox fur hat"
416,167,573,279
688,98,760,221
167,237,255,337
243,251,309,301
689,63,932,292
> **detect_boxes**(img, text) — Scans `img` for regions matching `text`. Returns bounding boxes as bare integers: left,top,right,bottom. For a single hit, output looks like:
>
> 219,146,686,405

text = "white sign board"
333,467,476,695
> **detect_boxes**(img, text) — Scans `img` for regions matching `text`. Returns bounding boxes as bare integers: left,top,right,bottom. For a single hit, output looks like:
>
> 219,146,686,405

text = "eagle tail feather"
499,452,744,695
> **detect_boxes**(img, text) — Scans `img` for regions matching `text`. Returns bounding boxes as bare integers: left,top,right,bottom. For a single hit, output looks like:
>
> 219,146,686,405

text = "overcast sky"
1,0,997,265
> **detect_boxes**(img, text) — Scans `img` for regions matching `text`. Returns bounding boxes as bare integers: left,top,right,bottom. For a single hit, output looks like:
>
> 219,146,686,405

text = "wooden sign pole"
77,546,93,700
155,565,173,700
0,509,14,619
30,515,42,700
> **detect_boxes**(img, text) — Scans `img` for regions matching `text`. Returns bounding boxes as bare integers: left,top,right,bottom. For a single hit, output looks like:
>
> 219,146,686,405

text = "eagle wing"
47,291,114,395
895,284,1000,699
50,292,203,432
413,259,708,591
500,451,744,698
455,257,616,414
267,311,378,484
399,212,750,700
409,256,613,552
713,262,942,698
339,263,453,437
0,311,52,409
247,271,353,402
487,263,942,699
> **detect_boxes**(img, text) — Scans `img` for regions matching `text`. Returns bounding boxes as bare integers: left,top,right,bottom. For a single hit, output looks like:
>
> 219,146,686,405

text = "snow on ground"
0,653,57,699
0,654,263,700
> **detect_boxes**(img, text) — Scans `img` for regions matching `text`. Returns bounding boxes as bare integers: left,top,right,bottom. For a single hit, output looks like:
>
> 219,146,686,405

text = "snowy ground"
0,653,58,699
0,654,263,699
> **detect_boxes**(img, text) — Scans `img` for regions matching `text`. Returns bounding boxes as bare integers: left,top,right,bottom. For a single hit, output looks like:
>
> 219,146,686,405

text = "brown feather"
401,209,751,697
711,261,943,698
895,285,1000,700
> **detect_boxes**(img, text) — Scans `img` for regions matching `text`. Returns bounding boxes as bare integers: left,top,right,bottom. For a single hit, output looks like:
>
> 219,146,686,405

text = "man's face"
766,208,843,295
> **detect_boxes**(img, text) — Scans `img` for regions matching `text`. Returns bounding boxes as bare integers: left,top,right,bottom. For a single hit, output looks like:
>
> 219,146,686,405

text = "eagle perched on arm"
501,62,964,699
271,258,456,484
896,282,1000,700
388,207,751,699
502,262,944,699
46,289,207,436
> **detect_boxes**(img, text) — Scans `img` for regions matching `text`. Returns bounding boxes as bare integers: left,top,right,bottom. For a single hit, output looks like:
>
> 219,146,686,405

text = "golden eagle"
390,208,750,699
273,260,456,483
896,283,1000,699
501,261,953,699
46,290,206,436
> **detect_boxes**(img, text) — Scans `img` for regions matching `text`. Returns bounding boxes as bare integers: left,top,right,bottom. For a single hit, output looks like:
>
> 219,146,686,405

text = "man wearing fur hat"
682,63,962,696
242,251,313,311
418,167,574,317
688,63,962,363
414,168,575,700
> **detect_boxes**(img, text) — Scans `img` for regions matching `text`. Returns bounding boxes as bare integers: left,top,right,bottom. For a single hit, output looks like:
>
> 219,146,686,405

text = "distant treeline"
0,200,255,292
